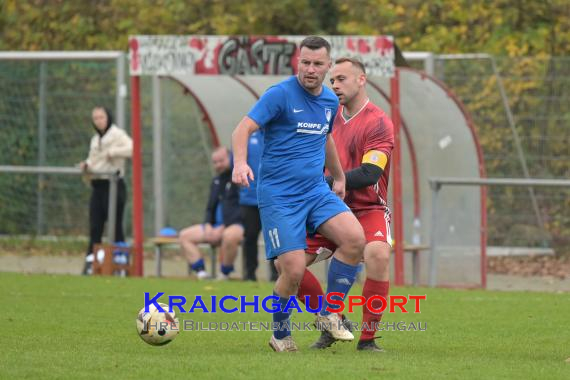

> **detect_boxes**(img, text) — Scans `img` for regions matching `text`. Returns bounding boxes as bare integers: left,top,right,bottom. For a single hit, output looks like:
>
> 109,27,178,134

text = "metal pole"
155,245,162,277
116,53,127,130
131,75,144,277
0,165,114,176
480,184,488,289
107,173,118,244
36,62,47,235
428,177,570,187
152,75,164,236
390,69,405,285
428,183,440,288
0,51,123,60
424,52,435,76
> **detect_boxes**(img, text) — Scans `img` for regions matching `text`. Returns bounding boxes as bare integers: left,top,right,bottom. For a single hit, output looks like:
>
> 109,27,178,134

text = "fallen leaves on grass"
488,255,570,279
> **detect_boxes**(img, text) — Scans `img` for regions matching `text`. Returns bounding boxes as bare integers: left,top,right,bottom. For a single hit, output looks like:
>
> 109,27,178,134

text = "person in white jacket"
79,106,133,275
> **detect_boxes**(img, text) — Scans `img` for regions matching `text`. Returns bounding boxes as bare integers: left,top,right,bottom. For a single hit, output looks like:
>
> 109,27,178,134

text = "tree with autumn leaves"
1,0,568,55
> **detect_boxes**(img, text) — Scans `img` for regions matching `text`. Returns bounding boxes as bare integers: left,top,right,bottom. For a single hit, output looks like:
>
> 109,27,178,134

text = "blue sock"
220,264,234,275
272,291,292,339
321,257,359,316
190,259,205,272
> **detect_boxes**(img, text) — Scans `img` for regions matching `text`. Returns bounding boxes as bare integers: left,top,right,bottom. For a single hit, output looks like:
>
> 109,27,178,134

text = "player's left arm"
324,135,346,199
349,151,387,189
325,153,387,190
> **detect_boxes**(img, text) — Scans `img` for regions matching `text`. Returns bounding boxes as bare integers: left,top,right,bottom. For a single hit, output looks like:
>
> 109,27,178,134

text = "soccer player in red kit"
301,57,394,352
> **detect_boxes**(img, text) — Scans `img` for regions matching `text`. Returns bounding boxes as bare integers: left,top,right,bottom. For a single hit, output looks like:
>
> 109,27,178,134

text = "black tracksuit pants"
86,178,127,256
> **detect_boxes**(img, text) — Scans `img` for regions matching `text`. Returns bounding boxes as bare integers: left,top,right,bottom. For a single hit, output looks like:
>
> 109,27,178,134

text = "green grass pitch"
1,272,568,379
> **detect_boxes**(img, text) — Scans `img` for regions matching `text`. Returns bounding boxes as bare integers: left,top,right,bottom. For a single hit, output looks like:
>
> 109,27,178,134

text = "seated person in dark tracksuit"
179,147,243,280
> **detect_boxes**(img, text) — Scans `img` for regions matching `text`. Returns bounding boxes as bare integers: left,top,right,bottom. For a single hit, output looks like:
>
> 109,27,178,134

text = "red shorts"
306,209,392,254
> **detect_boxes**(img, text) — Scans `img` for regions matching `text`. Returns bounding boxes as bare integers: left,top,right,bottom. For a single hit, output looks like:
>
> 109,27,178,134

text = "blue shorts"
259,190,349,259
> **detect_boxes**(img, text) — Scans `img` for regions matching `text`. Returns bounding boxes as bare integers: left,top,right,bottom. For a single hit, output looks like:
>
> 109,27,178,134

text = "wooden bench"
151,236,428,285
150,236,218,278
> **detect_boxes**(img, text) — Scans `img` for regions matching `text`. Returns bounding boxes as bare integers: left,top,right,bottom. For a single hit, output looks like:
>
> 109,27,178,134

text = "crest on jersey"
324,108,332,122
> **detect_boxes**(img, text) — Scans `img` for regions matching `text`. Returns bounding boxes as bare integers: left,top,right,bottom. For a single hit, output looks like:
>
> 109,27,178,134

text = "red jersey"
330,100,394,212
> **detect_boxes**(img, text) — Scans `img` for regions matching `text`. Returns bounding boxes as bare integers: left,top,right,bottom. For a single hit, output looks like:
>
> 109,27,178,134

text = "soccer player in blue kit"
232,36,366,352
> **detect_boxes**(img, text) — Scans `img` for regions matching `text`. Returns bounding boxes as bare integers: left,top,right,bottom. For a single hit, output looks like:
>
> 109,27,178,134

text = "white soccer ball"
135,302,179,346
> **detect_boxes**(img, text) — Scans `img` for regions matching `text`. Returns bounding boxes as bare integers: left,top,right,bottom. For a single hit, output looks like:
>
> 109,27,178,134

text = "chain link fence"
0,59,117,236
1,55,568,255
0,58,214,241
430,56,570,253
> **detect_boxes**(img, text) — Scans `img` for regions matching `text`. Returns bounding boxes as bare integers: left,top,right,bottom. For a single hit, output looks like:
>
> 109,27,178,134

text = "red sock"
297,269,324,311
360,278,390,341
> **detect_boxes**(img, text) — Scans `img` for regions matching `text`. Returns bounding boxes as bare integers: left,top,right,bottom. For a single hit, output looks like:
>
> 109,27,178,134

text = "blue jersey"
248,76,338,206
239,130,264,206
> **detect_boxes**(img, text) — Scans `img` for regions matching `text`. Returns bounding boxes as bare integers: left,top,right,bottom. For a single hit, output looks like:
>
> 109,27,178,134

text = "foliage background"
1,0,568,55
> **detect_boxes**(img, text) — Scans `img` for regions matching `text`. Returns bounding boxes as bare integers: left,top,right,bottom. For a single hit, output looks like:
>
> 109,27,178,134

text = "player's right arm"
233,85,285,187
324,135,346,200
232,116,259,187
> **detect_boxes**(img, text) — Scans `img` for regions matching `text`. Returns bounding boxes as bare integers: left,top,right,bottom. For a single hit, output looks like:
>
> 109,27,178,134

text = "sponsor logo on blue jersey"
296,107,332,135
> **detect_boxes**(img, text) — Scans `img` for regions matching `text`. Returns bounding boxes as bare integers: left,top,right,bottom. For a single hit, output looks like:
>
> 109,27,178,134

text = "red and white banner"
128,35,394,77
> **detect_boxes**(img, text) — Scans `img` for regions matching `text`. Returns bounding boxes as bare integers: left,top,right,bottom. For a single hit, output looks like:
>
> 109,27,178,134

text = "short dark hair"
300,36,331,54
335,57,366,75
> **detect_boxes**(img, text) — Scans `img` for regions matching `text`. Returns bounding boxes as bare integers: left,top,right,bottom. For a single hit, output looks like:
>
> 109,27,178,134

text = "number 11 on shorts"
268,228,280,249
